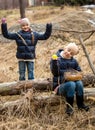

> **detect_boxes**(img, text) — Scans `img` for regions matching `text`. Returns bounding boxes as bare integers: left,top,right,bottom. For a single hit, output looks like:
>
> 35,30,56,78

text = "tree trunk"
19,0,26,18
0,74,95,96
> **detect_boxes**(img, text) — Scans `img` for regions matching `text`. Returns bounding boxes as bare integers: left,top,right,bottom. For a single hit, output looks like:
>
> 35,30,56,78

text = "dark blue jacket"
1,23,52,59
50,49,81,90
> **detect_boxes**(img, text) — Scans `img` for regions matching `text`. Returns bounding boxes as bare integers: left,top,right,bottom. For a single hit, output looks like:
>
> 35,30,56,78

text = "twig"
84,32,94,41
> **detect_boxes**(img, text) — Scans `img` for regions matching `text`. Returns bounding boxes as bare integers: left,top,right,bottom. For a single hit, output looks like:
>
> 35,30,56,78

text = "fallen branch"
53,28,95,33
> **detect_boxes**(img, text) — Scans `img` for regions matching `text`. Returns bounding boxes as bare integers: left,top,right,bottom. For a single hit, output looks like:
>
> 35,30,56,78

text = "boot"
66,97,74,116
76,95,89,111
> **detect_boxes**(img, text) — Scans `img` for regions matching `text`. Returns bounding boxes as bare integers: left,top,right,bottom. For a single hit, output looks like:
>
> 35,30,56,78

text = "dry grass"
0,92,94,130
0,5,95,129
0,90,93,130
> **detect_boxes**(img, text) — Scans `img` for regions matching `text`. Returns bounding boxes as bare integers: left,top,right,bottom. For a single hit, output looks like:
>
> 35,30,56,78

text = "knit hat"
18,18,30,26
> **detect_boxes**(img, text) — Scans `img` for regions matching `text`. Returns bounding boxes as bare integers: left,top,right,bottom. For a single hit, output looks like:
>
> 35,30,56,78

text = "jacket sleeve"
50,59,59,76
1,23,17,40
50,59,59,90
75,59,82,71
36,23,52,40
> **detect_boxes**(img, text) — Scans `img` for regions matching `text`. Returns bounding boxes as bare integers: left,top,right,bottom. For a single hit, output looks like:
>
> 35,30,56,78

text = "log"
82,74,95,86
84,88,95,96
0,91,62,115
0,88,95,115
0,78,52,96
0,74,95,96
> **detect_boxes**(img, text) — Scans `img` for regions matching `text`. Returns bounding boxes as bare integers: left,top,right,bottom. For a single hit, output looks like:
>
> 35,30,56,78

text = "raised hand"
1,18,6,23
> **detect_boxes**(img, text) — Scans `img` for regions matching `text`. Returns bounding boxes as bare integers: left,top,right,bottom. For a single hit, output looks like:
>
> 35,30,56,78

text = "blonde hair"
31,31,34,44
65,42,79,55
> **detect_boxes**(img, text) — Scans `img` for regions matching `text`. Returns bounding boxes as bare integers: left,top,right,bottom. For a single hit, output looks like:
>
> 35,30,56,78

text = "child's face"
63,46,78,59
21,24,30,32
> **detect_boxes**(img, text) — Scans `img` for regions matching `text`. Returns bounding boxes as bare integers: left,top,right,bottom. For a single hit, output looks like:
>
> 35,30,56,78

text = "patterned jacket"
1,23,52,59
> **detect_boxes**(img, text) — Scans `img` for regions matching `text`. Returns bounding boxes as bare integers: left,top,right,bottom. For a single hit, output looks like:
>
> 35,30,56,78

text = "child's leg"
27,61,34,80
58,81,76,115
76,80,89,111
18,61,26,80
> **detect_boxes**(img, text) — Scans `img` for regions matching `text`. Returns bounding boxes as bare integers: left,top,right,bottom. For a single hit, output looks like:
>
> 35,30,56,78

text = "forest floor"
0,5,95,130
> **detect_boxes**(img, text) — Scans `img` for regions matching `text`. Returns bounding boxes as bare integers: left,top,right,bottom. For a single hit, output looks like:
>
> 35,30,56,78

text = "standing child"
1,18,52,80
50,42,89,116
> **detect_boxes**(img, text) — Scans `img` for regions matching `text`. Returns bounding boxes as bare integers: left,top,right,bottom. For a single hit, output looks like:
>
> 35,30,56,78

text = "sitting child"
50,42,89,115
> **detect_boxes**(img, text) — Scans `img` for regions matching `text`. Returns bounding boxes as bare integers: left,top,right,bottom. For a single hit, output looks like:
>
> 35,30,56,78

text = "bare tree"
19,0,26,18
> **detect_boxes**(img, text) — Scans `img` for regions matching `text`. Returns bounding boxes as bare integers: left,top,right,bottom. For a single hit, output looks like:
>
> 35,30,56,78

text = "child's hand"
1,18,6,23
52,54,58,60
47,22,52,24
47,23,52,26
46,23,52,27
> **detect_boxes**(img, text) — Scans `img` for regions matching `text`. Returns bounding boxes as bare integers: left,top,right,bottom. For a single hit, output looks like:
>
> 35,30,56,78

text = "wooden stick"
79,35,95,75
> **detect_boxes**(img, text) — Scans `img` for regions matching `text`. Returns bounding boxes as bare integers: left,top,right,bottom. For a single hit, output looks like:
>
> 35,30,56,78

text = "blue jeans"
58,80,84,98
18,61,34,80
